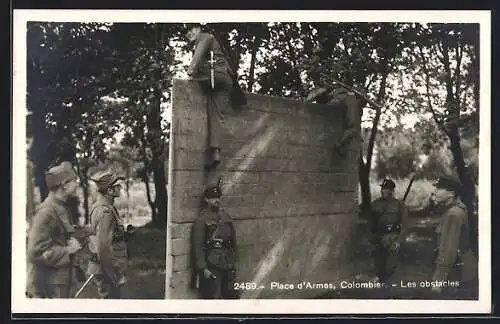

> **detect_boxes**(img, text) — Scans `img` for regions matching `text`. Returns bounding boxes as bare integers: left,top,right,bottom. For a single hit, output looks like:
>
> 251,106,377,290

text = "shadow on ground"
76,226,166,299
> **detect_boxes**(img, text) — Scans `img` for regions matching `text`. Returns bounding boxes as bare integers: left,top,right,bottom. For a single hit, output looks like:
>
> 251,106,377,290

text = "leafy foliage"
26,22,479,233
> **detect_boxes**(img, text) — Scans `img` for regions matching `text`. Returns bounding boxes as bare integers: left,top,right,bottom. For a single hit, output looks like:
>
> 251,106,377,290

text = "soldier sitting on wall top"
184,23,241,170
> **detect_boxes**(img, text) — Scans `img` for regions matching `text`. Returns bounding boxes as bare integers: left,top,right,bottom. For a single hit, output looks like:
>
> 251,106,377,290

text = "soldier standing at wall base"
430,175,478,299
184,23,235,170
87,170,128,299
193,180,239,299
370,179,409,284
26,161,82,298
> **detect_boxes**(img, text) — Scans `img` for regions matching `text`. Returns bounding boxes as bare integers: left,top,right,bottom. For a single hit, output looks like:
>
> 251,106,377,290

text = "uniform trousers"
198,72,233,150
198,266,238,299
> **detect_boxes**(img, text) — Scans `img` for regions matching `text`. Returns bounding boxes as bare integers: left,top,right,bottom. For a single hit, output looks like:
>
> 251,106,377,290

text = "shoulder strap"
90,204,120,227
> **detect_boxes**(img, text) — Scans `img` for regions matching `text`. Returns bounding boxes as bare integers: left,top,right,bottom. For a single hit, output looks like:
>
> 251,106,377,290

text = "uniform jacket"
87,194,128,284
188,32,233,79
432,198,476,282
371,196,408,244
193,205,238,271
26,195,75,296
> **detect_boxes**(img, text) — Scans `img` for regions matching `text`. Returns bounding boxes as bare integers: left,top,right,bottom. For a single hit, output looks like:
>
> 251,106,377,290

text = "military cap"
433,175,462,194
183,23,205,32
90,170,125,191
45,161,77,189
380,178,396,190
204,183,222,199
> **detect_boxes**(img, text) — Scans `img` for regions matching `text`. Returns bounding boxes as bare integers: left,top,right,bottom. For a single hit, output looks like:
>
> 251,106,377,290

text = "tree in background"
27,22,119,200
106,23,180,228
26,22,480,235
298,23,418,212
411,23,479,253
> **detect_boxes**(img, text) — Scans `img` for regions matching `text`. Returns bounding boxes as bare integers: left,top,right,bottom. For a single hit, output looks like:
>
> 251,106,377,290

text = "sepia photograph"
12,9,491,314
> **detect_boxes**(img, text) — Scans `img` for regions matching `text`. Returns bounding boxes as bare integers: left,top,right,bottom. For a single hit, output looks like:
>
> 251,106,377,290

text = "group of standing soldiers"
26,161,131,299
370,176,477,298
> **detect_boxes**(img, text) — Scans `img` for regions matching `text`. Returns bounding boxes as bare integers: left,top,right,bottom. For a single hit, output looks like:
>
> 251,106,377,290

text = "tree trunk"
73,157,90,224
440,38,478,255
247,36,259,92
358,69,388,209
147,91,168,228
448,128,478,254
151,158,168,228
31,111,51,200
82,183,90,225
142,165,157,221
359,156,371,214
126,166,130,216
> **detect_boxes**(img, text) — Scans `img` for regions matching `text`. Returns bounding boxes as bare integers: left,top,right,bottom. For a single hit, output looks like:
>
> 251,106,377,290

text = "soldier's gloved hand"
117,275,128,286
66,237,82,255
203,268,216,279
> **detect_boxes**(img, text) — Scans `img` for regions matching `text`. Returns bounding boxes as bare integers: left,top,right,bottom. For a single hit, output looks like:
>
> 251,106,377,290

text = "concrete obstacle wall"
165,79,360,299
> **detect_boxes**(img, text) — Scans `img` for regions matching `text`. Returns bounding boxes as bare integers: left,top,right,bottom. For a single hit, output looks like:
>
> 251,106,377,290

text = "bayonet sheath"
209,50,215,89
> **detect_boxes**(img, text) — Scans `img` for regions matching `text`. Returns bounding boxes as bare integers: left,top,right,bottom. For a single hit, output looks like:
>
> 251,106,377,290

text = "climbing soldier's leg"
205,73,233,169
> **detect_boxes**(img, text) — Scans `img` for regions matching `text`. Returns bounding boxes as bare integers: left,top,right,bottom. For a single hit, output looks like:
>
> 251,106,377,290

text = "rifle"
403,174,417,202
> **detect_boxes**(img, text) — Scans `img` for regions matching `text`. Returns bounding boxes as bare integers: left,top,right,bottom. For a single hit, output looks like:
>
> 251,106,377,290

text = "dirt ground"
72,214,477,300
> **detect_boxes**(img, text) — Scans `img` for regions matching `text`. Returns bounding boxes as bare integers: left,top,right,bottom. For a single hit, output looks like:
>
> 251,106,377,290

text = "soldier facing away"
26,161,83,298
87,170,128,299
193,181,239,299
430,176,478,299
370,179,408,284
185,23,235,169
